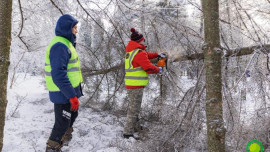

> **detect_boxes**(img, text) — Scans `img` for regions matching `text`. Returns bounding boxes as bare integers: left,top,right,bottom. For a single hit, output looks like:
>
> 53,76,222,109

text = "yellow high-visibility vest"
125,49,149,86
45,36,83,91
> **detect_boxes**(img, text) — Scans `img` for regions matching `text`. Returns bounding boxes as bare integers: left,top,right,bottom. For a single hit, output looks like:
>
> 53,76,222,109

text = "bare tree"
202,0,226,151
0,0,12,150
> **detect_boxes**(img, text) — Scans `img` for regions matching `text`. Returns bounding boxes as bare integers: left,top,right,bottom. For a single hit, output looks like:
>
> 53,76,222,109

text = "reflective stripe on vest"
125,49,149,86
44,36,83,91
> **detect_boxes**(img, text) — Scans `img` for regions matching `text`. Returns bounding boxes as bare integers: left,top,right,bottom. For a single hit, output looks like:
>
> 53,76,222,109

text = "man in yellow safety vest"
44,14,83,151
123,28,167,139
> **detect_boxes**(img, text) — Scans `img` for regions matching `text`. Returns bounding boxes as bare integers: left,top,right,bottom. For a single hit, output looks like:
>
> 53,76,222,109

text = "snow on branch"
83,63,124,76
172,44,270,62
83,44,270,76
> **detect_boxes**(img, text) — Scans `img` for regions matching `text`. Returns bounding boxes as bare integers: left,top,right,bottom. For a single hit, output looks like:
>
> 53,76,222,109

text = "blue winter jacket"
48,14,83,104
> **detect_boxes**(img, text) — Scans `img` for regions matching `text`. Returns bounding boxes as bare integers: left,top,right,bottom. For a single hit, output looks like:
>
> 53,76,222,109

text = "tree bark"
0,0,12,150
202,0,226,151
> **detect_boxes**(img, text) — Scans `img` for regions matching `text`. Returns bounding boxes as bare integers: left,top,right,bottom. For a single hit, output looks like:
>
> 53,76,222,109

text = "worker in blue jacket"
44,14,83,151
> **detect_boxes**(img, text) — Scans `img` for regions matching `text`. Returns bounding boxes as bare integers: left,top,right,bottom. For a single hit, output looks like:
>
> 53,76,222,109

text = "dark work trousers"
49,102,78,143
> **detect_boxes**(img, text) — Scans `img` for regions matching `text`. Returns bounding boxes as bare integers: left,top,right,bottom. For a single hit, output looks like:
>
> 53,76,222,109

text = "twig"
83,74,106,107
161,64,205,147
229,50,258,92
49,0,64,15
9,94,27,118
76,0,109,37
10,0,28,89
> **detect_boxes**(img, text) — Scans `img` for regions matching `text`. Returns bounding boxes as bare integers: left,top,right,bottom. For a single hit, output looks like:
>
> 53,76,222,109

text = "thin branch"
76,0,109,37
49,0,64,15
85,0,126,49
17,0,28,49
229,50,258,92
103,73,124,109
10,0,28,89
83,74,106,107
83,63,124,76
162,64,205,147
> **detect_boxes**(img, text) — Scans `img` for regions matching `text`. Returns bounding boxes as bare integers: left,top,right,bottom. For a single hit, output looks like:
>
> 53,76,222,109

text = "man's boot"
123,133,140,140
61,127,73,146
134,123,143,133
45,139,62,152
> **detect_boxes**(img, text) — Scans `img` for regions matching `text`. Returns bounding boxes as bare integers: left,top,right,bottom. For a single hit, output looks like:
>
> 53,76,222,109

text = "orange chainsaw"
157,53,168,70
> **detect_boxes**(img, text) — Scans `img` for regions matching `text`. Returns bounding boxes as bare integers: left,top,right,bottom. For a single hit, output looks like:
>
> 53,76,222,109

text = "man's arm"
147,52,158,60
133,51,160,74
50,43,76,98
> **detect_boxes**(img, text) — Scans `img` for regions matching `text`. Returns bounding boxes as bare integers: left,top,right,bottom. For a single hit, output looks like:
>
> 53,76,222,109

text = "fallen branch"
82,63,124,76
83,44,270,76
172,44,270,62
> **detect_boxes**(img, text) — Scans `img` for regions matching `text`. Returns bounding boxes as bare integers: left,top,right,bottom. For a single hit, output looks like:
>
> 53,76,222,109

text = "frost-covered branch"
172,44,270,62
83,63,124,76
17,0,28,50
76,0,109,36
228,50,258,92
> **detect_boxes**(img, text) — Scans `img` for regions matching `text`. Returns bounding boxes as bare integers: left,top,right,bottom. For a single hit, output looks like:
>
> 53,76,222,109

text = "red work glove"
69,96,79,111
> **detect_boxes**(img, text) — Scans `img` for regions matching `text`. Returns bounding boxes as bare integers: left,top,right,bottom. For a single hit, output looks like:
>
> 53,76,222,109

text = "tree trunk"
202,0,226,151
0,0,12,150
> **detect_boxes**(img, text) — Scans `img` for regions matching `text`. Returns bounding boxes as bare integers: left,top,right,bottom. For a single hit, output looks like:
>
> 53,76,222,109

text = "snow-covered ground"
2,73,264,152
2,73,135,152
